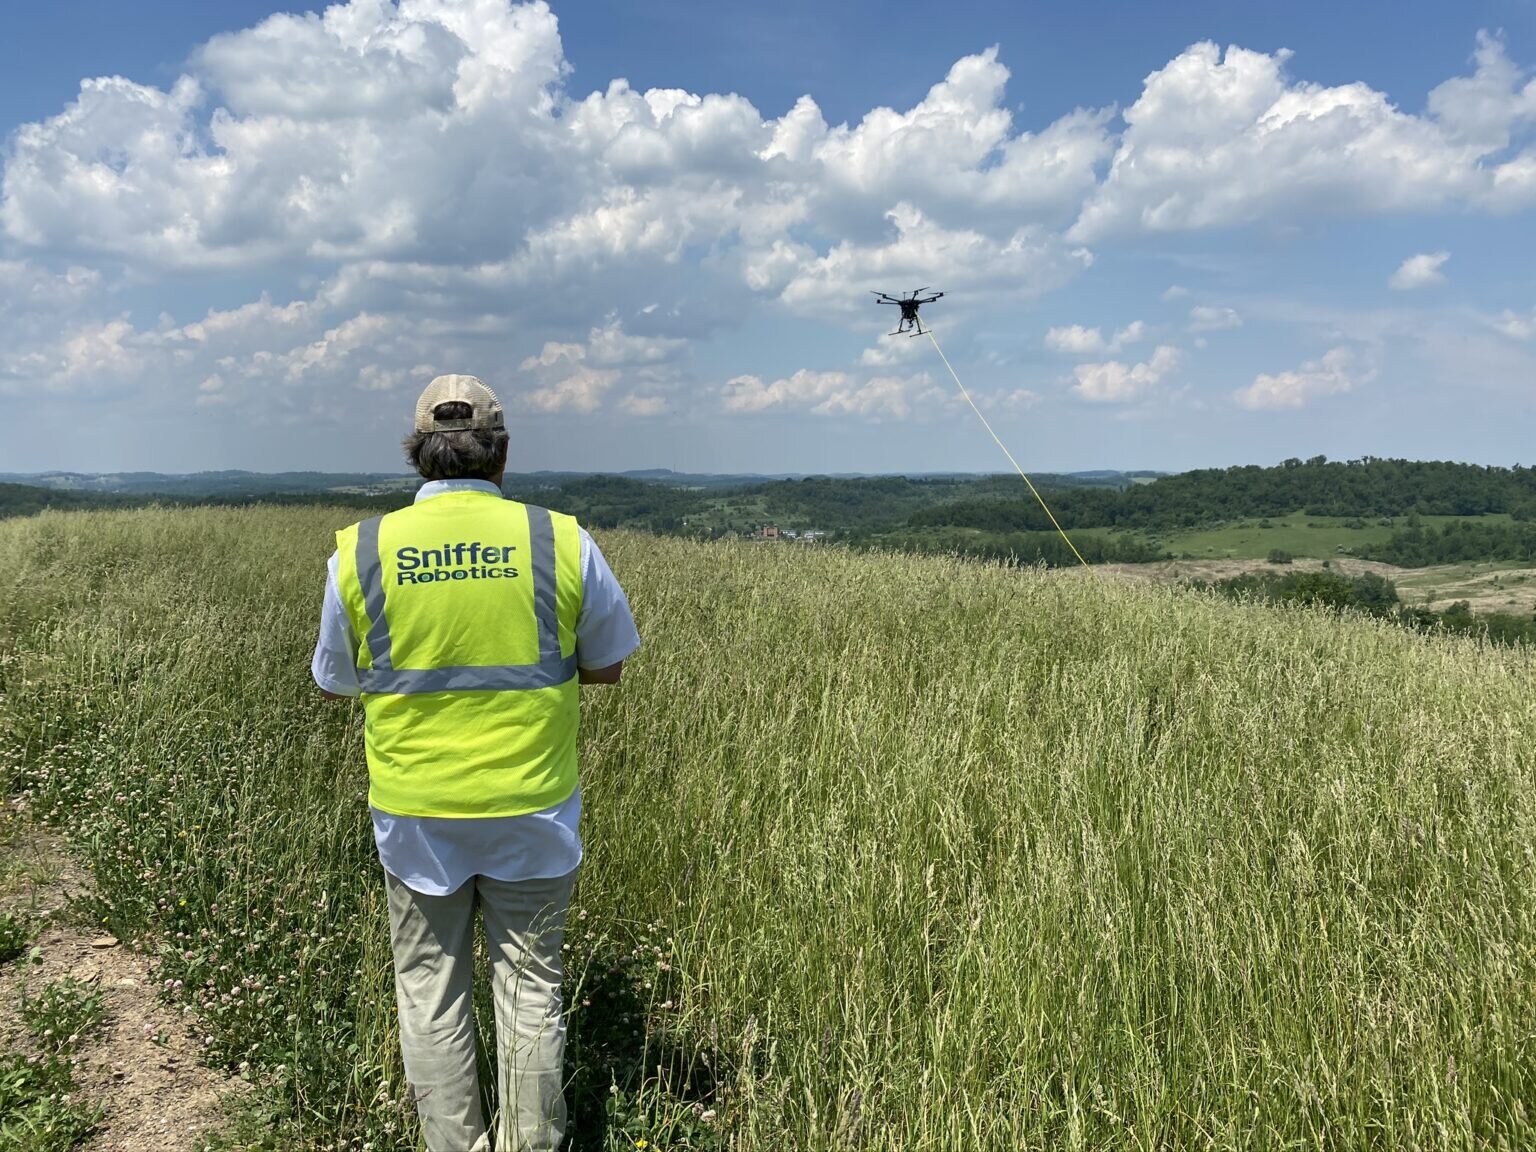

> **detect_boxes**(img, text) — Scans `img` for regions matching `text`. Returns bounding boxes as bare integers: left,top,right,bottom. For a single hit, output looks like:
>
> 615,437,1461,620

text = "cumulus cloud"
519,354,620,413
1072,33,1536,241
775,202,1092,317
1045,324,1105,355
1071,345,1181,403
1389,251,1450,290
859,335,927,368
1187,305,1242,332
0,1,1124,430
1235,347,1369,409
515,318,685,413
1044,320,1146,355
0,4,1108,291
721,368,940,419
1492,308,1536,340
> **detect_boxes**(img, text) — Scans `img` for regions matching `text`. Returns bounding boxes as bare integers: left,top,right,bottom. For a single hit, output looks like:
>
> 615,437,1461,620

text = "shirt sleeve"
311,551,362,697
576,529,640,670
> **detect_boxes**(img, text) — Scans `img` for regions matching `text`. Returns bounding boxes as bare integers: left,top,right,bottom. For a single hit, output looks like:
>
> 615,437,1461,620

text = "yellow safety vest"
335,490,584,818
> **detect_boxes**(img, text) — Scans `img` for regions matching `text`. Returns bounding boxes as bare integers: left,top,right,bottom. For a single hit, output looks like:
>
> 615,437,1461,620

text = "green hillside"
2,505,1532,1149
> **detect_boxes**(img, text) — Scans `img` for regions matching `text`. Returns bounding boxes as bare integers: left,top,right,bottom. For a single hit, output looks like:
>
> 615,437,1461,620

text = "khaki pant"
385,868,575,1152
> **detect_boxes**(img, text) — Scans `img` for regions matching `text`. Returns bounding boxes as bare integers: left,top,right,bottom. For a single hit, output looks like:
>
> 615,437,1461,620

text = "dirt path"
0,808,245,1152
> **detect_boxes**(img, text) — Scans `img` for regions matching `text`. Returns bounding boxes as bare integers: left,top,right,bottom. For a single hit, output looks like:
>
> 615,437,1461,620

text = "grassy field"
1152,514,1510,561
2,506,1535,1150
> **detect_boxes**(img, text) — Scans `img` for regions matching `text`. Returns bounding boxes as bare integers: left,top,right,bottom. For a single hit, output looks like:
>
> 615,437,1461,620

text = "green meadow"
1154,514,1510,561
2,505,1534,1150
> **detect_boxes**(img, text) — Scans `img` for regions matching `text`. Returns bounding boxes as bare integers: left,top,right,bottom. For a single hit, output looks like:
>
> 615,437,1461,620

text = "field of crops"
2,505,1535,1150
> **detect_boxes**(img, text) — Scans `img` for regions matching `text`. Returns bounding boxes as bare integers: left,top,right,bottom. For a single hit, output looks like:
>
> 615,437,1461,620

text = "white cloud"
1425,31,1536,152
859,336,926,367
800,49,1114,226
1044,319,1147,355
1492,308,1536,340
1045,324,1105,355
518,340,620,414
1112,320,1148,348
1235,346,1369,409
584,318,687,367
776,202,1092,318
722,369,847,413
0,2,1128,436
45,318,145,392
0,5,1110,297
0,260,99,311
1389,250,1450,290
1071,345,1181,403
515,318,683,413
721,368,940,419
1188,305,1242,332
1072,34,1536,241
1161,284,1189,301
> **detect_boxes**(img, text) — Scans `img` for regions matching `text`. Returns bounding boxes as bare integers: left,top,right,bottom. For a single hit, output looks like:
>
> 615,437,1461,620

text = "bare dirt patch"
0,810,245,1152
1091,555,1398,586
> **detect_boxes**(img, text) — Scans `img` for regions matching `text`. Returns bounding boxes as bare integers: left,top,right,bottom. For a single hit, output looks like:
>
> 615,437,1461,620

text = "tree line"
911,457,1536,534
1359,521,1536,566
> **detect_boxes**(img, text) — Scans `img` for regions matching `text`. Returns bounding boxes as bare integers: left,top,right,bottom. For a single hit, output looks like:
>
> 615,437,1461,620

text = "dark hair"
402,401,509,482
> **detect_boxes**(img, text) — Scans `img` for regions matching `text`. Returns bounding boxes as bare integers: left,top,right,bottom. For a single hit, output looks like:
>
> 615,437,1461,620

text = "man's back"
334,489,584,819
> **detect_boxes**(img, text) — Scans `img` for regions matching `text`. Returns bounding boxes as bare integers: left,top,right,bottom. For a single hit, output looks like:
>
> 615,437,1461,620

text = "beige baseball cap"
414,374,504,433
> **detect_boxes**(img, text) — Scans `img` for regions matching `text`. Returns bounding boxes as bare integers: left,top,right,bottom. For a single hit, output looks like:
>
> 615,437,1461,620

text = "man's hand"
579,661,624,685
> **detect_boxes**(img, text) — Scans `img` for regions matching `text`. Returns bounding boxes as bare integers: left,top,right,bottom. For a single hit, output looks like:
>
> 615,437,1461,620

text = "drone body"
872,287,944,336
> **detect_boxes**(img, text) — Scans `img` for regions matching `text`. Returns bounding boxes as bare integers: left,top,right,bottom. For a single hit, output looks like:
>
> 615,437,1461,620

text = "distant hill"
0,470,419,497
0,468,1163,498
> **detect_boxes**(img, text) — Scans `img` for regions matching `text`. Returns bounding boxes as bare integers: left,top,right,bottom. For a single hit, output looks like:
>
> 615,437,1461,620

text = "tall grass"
1,505,1534,1150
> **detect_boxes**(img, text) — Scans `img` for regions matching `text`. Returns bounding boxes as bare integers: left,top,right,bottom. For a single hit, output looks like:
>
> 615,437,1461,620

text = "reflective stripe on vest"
349,504,574,694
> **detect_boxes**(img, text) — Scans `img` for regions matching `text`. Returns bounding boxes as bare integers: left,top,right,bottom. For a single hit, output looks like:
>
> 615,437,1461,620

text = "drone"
872,287,944,336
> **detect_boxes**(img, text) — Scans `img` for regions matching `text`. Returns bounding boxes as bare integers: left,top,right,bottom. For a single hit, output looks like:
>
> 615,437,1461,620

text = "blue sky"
3,0,1536,475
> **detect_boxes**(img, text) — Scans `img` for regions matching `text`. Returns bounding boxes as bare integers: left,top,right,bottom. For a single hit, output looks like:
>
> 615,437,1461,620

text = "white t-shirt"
310,479,640,895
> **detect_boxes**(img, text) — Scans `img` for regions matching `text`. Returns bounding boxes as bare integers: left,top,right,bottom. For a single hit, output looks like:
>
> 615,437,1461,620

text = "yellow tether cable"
922,326,1094,571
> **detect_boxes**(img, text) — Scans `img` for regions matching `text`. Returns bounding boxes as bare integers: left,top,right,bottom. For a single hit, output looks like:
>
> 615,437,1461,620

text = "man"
311,374,640,1151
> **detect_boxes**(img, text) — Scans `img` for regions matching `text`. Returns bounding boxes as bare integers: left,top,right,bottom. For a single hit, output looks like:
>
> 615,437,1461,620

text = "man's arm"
313,551,362,701
579,660,624,685
575,530,639,683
